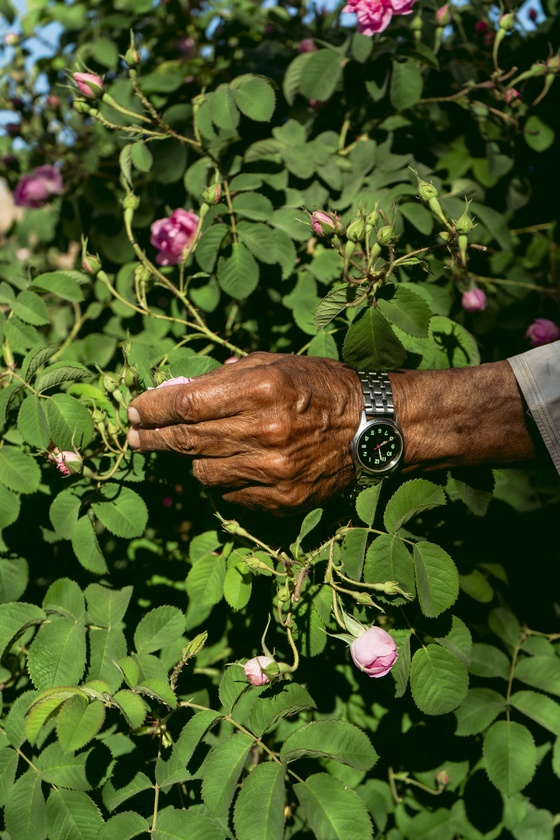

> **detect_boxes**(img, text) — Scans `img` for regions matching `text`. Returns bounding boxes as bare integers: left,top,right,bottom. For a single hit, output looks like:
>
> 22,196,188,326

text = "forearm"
389,361,540,473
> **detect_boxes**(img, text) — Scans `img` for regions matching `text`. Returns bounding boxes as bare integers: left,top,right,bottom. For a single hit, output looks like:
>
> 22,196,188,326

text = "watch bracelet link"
357,370,397,422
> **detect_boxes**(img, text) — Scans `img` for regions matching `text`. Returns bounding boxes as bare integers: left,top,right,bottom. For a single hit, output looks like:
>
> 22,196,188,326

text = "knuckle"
173,388,194,420
269,453,294,482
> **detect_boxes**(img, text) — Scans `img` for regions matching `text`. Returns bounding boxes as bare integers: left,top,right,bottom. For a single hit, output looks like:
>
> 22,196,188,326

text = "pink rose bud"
475,20,488,32
298,38,317,53
48,449,82,476
436,3,451,25
150,208,200,266
244,656,275,686
224,356,239,364
156,376,194,388
202,183,221,205
461,287,487,312
436,770,450,787
13,165,63,208
525,318,560,347
4,32,19,46
350,626,398,678
503,88,521,103
311,210,342,237
82,253,102,275
73,71,104,100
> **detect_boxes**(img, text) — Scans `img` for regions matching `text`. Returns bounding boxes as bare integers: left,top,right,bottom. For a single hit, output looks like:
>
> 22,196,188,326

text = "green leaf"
13,290,50,326
85,583,132,628
434,615,472,667
296,508,323,550
413,541,459,618
300,49,343,102
210,85,240,130
152,809,227,840
102,772,152,812
217,242,259,299
390,60,423,111
46,788,103,840
45,393,94,451
134,605,185,654
224,559,252,610
376,285,431,338
294,773,373,840
249,683,317,739
17,395,50,448
410,645,469,715
25,689,84,745
4,316,39,351
98,812,150,840
514,655,560,697
384,479,446,533
4,768,47,840
231,74,276,122
43,577,85,620
483,720,536,797
343,307,407,370
219,663,249,715
0,557,28,604
27,616,87,691
185,553,226,607
356,483,382,525
112,690,148,728
469,643,510,679
340,528,369,582
57,695,106,752
454,688,506,736
72,515,108,574
391,629,411,699
429,315,480,368
0,383,20,430
231,192,274,222
0,601,46,660
0,747,19,808
92,484,148,539
50,488,82,540
283,52,313,106
35,362,92,393
280,720,378,771
509,690,560,736
460,569,494,602
0,446,41,494
449,466,494,517
524,115,555,152
195,223,228,273
134,679,177,709
237,221,279,265
87,628,126,693
489,607,520,648
364,534,416,602
399,202,434,235
156,710,221,788
201,732,254,816
29,270,86,302
0,483,21,531
132,140,153,172
234,761,285,840
307,330,339,360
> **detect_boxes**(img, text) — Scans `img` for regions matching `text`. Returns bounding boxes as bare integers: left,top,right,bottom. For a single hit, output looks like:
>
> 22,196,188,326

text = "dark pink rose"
343,0,393,34
350,626,398,678
73,71,104,99
525,318,560,347
244,656,275,686
150,209,200,266
462,287,487,313
13,165,63,208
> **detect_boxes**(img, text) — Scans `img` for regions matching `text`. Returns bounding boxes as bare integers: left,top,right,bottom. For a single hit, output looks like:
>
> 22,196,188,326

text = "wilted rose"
525,318,560,347
462,287,487,313
73,71,104,99
244,656,275,686
150,209,200,266
350,626,398,677
48,449,82,476
13,165,63,208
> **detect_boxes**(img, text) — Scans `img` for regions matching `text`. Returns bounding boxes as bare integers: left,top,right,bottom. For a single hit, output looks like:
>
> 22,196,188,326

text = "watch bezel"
351,417,404,476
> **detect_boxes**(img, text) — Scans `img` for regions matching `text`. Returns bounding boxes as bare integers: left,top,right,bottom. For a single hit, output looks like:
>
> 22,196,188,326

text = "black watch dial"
355,420,404,474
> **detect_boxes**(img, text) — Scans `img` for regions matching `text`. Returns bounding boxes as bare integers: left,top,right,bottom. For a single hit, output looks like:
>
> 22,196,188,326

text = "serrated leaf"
87,628,126,693
210,85,240,130
410,645,469,715
26,689,84,744
231,192,274,222
0,446,41,494
132,140,153,172
27,616,87,691
454,688,506,736
0,557,27,604
364,534,416,601
217,242,259,299
85,583,133,628
307,330,338,360
514,655,560,696
449,466,494,516
92,484,148,539
469,643,510,679
376,285,431,337
22,343,58,380
0,747,19,808
4,768,47,840
46,788,103,840
237,221,279,265
509,690,560,736
283,52,313,106
202,732,254,816
50,488,82,540
0,483,21,531
134,679,177,709
313,285,352,331
185,553,226,607
43,577,84,620
391,629,411,699
489,607,520,648
29,270,86,302
0,601,46,659
35,362,91,393
156,709,221,788
300,49,343,102
294,773,373,840
134,605,185,654
98,811,150,840
524,115,555,152
57,695,106,752
342,307,407,370
391,59,423,111
224,559,252,610
234,761,285,840
249,683,317,739
384,479,446,533
280,720,377,770
102,772,152,812
45,393,94,451
218,664,249,715
152,809,227,840
112,690,148,729
13,290,50,326
119,144,134,188
17,395,50,448
413,541,459,618
483,720,536,797
0,383,20,430
72,515,108,574
231,74,276,122
434,615,472,667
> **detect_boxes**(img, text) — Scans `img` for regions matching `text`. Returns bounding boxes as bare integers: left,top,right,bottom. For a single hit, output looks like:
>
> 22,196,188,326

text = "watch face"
355,420,404,474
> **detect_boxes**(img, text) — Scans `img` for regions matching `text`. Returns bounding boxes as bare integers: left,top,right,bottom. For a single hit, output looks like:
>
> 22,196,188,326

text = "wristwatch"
351,371,405,490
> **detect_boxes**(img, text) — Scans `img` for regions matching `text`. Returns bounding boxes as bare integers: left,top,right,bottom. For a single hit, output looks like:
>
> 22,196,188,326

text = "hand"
127,352,363,515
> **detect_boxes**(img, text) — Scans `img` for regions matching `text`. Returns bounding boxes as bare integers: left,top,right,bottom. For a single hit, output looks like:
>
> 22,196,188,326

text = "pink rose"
311,210,342,237
48,449,82,477
13,165,63,208
350,626,398,678
73,71,104,99
299,38,317,53
224,357,239,364
504,88,521,103
462,287,487,313
150,209,200,266
343,0,416,35
244,656,275,686
156,376,193,387
525,318,560,347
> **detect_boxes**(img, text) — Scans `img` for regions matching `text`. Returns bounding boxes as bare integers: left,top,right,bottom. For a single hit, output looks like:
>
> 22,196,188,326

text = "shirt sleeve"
508,342,560,475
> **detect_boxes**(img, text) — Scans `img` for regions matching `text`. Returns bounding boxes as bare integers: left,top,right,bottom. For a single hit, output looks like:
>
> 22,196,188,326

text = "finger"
128,417,252,457
192,451,293,487
127,351,281,427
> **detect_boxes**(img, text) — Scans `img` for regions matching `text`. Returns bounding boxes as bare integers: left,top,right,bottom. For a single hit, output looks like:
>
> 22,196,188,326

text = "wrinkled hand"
127,352,363,515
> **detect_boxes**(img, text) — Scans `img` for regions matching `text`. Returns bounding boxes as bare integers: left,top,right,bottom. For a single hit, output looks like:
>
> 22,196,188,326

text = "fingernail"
128,407,140,424
128,428,140,449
